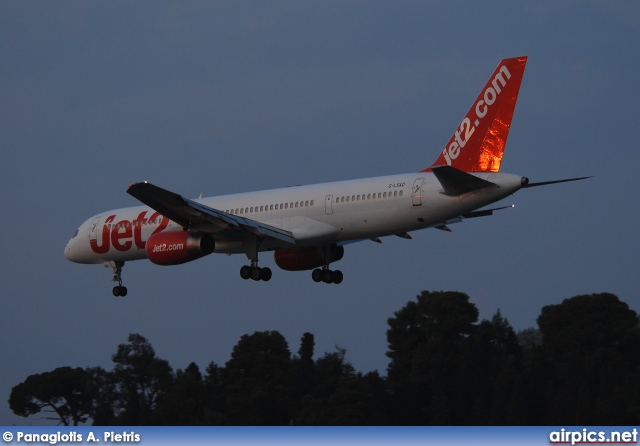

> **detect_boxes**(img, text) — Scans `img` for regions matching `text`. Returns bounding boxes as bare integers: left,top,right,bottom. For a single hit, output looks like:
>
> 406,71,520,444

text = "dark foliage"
9,367,93,426
9,292,640,425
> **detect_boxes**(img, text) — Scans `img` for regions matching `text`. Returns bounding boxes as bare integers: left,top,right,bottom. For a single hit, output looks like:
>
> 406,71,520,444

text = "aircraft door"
412,178,425,206
325,195,333,215
89,216,102,242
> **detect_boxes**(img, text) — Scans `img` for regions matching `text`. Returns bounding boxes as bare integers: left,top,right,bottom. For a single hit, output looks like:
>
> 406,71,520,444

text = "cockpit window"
71,229,79,239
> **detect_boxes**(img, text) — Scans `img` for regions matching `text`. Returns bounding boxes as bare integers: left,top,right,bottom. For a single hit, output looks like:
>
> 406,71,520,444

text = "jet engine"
146,231,215,266
274,245,344,271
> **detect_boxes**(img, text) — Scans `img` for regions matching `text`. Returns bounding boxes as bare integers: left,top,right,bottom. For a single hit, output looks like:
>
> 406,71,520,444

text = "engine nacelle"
146,231,215,266
274,245,344,271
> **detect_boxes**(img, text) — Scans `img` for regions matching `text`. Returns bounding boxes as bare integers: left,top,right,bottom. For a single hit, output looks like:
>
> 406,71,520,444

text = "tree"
201,362,226,424
386,291,480,424
536,293,640,424
292,333,316,395
221,331,293,424
86,366,117,425
472,311,525,424
108,333,174,425
155,362,206,425
9,367,93,426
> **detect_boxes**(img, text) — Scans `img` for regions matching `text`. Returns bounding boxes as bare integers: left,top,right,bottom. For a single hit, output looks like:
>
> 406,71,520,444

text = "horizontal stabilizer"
523,176,592,188
431,165,496,196
431,204,514,231
463,205,514,219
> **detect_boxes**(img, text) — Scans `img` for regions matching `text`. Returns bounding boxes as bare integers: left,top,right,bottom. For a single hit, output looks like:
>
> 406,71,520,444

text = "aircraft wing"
127,182,296,244
431,165,496,195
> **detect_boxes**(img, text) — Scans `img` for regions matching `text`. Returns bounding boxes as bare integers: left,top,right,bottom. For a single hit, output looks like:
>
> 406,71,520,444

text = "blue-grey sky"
1,1,638,425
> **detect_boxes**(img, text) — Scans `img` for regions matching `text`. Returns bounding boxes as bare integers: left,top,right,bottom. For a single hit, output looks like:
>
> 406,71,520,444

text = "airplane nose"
64,230,84,263
64,239,76,262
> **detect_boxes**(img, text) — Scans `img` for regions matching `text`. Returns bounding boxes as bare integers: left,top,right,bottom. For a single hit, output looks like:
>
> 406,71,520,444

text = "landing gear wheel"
260,267,272,282
112,286,128,297
311,268,344,284
240,265,251,280
250,266,262,281
241,264,273,281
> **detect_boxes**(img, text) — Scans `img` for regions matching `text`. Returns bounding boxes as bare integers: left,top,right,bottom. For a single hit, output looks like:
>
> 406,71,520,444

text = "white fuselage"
64,171,524,265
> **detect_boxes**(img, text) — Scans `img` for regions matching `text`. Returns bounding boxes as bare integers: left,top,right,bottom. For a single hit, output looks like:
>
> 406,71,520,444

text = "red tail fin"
424,56,527,173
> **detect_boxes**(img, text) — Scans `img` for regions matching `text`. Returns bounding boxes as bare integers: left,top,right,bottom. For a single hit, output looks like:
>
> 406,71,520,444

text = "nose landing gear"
110,261,128,296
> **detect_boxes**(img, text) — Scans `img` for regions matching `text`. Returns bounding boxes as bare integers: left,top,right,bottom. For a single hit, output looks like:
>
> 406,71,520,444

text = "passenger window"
310,200,314,206
399,190,403,196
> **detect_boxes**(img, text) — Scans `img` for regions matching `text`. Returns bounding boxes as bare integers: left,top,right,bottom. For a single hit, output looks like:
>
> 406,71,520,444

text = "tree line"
9,291,640,425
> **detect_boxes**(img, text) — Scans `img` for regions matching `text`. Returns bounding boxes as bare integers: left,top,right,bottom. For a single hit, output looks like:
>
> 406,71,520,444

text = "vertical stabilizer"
424,56,527,173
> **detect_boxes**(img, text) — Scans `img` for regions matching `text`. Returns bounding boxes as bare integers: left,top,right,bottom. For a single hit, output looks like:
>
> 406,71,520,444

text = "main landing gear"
311,268,343,284
239,262,272,282
110,261,128,297
310,245,344,284
239,236,272,282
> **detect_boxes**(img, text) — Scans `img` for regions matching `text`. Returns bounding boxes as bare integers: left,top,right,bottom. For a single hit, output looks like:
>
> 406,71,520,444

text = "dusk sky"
1,2,638,425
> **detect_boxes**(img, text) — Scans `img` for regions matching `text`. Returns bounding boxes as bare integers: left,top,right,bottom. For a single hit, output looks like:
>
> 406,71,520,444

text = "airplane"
64,56,589,296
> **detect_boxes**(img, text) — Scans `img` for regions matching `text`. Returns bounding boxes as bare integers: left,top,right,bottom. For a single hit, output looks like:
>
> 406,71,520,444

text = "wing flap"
127,182,296,244
185,198,295,243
